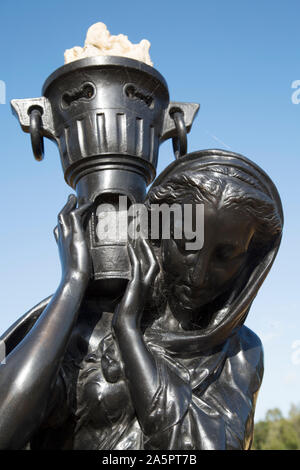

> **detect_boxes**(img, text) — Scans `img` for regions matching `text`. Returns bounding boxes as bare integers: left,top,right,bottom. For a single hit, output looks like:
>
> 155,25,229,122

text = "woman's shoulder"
227,325,264,382
237,325,263,348
235,325,263,365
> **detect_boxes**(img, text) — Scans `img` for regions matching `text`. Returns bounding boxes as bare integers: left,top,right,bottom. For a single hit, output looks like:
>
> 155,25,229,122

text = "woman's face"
161,202,255,325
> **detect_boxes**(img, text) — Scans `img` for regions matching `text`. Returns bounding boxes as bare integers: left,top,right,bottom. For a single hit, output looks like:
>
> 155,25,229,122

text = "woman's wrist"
61,270,90,290
113,310,140,335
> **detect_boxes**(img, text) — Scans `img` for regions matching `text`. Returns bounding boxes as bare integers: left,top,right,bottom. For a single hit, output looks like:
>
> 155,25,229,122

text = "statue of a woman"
0,149,283,450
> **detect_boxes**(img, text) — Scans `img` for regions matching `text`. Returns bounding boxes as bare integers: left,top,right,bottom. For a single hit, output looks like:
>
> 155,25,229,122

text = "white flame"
64,22,153,66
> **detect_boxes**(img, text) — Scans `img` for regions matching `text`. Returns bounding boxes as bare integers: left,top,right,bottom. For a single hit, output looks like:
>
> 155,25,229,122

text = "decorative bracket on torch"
160,102,200,142
11,96,55,161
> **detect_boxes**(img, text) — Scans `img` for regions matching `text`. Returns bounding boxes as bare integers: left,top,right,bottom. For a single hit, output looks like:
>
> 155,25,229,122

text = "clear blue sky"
0,0,299,422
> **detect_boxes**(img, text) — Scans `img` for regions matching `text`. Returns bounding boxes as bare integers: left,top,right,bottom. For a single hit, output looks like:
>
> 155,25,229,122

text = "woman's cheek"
213,257,246,285
162,241,185,275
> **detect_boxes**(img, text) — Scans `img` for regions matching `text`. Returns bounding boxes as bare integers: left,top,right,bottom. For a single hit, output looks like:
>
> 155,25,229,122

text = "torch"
11,54,199,288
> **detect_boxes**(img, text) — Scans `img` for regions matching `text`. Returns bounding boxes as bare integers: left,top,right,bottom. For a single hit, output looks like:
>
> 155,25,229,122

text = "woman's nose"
189,253,210,287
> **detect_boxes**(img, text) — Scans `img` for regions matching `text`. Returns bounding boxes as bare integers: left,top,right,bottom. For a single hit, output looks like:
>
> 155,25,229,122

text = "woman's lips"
173,283,211,306
174,283,209,297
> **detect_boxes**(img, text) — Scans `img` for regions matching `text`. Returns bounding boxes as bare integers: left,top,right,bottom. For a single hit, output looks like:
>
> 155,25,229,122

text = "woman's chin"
170,295,205,316
171,287,212,311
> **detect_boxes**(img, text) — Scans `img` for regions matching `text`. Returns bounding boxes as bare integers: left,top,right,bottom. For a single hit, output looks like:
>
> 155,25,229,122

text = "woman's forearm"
114,316,158,421
114,313,188,437
113,239,189,436
0,274,86,449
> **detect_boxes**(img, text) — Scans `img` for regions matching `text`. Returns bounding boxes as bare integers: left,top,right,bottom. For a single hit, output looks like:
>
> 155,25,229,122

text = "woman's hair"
145,165,282,254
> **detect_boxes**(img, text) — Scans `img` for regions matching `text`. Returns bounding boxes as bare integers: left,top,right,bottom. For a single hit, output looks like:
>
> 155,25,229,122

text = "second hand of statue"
113,238,159,329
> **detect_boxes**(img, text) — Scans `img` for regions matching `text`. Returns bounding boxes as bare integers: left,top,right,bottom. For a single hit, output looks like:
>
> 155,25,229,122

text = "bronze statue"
0,57,283,450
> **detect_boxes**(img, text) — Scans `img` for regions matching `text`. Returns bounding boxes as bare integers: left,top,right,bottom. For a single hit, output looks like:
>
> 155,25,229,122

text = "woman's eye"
173,237,186,251
215,245,238,261
171,238,190,255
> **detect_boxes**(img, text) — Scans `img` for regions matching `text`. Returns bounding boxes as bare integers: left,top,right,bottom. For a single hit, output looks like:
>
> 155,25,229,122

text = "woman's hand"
113,237,159,330
54,194,92,286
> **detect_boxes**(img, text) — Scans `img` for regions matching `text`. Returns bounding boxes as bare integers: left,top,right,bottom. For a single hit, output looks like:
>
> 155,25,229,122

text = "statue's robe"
1,301,262,450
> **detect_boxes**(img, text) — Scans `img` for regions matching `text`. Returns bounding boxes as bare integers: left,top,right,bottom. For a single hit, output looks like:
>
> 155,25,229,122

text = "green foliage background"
253,405,300,450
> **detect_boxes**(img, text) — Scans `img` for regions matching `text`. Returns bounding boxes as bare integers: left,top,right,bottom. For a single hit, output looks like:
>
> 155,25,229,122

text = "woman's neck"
150,301,189,333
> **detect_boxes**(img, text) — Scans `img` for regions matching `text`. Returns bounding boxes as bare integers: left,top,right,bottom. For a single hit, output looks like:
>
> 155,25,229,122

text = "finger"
70,201,93,234
53,225,59,244
135,236,147,269
140,238,159,284
73,201,93,218
58,194,77,235
59,194,77,216
128,242,140,281
133,237,150,277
